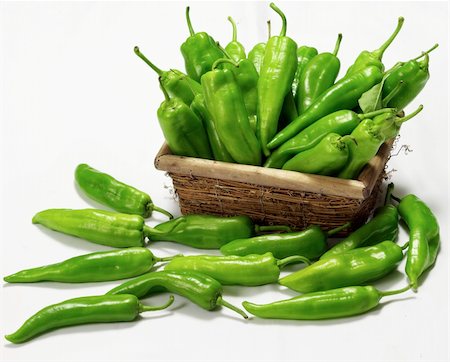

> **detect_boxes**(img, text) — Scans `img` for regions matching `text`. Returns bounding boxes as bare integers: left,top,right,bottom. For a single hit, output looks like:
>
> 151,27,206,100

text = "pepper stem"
154,254,183,263
327,222,351,236
384,182,395,205
277,255,312,268
401,241,409,250
382,80,404,106
152,205,174,219
411,43,439,61
255,225,292,233
333,33,343,56
378,284,411,297
216,42,233,60
418,53,429,68
216,296,248,319
340,135,358,146
139,295,175,313
228,16,238,42
267,20,271,39
158,77,171,102
185,6,195,36
359,108,397,120
143,218,186,239
134,46,163,76
395,104,423,127
373,16,404,59
270,3,287,37
391,194,401,203
212,57,239,70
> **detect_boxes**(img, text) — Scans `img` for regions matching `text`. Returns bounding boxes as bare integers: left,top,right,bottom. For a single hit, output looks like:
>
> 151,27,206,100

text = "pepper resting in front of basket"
5,294,174,344
149,214,291,249
180,6,224,82
157,79,212,159
225,16,246,62
257,3,298,156
107,270,248,319
75,163,173,219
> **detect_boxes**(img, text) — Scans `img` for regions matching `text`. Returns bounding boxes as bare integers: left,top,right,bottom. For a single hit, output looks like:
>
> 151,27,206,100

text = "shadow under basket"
154,139,394,237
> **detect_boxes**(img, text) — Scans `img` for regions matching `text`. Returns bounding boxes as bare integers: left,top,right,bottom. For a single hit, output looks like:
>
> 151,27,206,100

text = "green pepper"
279,240,404,293
190,94,234,162
247,20,270,74
133,46,201,105
4,247,176,283
220,223,349,259
297,33,342,114
107,270,248,319
180,7,224,82
5,294,174,344
75,163,173,219
372,105,423,140
243,285,411,320
164,253,310,286
157,80,212,159
201,62,261,165
345,17,404,76
268,65,383,149
150,214,291,249
282,134,355,175
257,3,298,156
225,16,246,62
292,45,318,103
32,208,182,248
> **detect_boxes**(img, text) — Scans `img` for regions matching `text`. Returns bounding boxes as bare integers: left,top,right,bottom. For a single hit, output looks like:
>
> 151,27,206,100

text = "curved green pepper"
225,16,246,62
292,45,318,103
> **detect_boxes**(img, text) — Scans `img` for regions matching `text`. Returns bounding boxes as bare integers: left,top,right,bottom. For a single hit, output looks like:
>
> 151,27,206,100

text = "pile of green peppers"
135,2,437,180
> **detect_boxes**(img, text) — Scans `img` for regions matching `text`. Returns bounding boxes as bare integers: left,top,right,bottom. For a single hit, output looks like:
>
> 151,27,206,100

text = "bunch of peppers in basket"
4,160,440,342
134,3,438,180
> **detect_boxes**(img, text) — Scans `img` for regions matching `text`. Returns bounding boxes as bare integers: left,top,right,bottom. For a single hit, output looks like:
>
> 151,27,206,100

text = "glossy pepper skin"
243,285,410,320
5,294,174,344
268,65,383,149
292,46,318,103
180,7,224,82
157,81,212,159
164,253,310,286
282,134,354,176
345,17,404,76
75,164,173,219
279,240,404,293
201,65,261,165
107,270,248,319
150,214,291,249
297,34,342,114
220,223,349,259
4,247,174,283
225,16,246,62
257,3,298,156
32,208,179,248
134,46,201,106
397,194,440,291
190,94,234,162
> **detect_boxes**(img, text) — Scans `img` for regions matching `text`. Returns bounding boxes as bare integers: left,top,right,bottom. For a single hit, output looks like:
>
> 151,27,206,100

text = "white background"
1,1,448,361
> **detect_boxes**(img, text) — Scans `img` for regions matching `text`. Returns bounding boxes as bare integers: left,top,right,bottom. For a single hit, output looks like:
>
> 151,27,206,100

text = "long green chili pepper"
394,194,440,291
225,16,246,62
257,2,298,156
243,285,411,320
220,223,350,259
157,79,212,159
134,46,201,105
5,294,174,344
150,214,291,249
372,104,423,140
265,108,393,169
201,61,261,165
4,247,176,283
279,240,404,293
268,65,383,149
292,45,318,102
321,183,398,258
282,134,355,175
107,270,248,319
75,163,173,219
32,208,183,248
345,17,404,76
248,20,271,74
164,253,310,286
180,6,224,82
297,33,343,114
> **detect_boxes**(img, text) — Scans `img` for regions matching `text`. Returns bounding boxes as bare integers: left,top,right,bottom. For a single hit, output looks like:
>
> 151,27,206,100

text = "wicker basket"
154,139,394,236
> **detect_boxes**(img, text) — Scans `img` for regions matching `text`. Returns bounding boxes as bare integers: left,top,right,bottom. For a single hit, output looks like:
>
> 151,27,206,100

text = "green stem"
255,225,292,233
359,108,397,120
134,46,163,76
333,33,343,56
411,43,439,61
384,183,395,205
270,2,287,37
327,222,351,236
267,20,271,39
212,57,239,70
152,205,174,219
216,42,232,60
228,16,238,42
155,254,183,263
143,218,186,239
340,135,358,146
185,6,195,36
401,241,409,250
382,80,404,106
379,284,411,297
139,295,174,312
277,255,311,268
395,104,423,127
158,78,171,102
216,296,248,319
418,53,429,68
391,194,401,203
373,16,404,59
